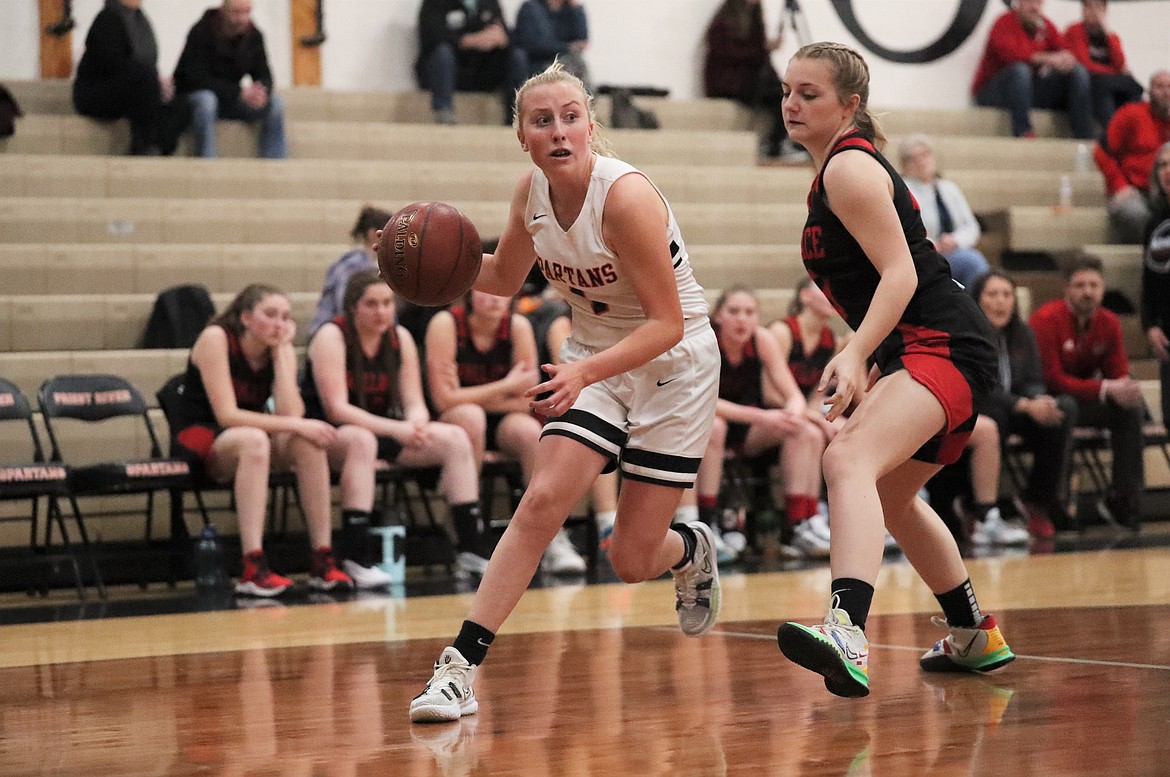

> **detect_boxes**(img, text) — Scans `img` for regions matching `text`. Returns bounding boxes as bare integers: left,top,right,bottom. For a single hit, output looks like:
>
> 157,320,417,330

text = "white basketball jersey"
525,155,708,348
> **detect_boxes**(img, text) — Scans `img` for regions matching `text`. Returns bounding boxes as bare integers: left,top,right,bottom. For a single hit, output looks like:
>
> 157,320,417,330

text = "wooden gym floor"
1,524,1169,776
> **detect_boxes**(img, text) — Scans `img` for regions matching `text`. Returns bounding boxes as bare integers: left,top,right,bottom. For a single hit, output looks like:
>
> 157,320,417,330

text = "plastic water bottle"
1075,142,1092,173
1057,175,1074,212
194,524,229,591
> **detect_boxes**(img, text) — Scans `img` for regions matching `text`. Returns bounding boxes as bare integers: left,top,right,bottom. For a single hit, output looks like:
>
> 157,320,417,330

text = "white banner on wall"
2,0,1167,109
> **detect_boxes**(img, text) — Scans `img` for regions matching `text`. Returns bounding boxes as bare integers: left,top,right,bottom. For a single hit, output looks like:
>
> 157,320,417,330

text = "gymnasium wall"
1,0,1167,107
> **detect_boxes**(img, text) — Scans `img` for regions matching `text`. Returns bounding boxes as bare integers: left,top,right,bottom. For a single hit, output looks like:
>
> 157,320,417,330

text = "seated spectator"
702,0,801,161
898,133,992,289
72,0,190,155
1030,254,1145,530
972,0,1093,139
1064,0,1143,131
308,205,393,337
1140,141,1170,426
1094,70,1170,244
966,270,1072,542
173,0,288,159
513,0,590,88
425,289,586,573
415,0,528,125
768,277,845,441
168,284,371,596
689,286,825,559
305,269,490,580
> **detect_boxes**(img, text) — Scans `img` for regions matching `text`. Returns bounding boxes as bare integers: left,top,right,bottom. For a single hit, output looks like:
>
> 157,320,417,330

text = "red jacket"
1093,101,1170,195
1063,22,1126,75
1029,299,1129,403
972,11,1066,95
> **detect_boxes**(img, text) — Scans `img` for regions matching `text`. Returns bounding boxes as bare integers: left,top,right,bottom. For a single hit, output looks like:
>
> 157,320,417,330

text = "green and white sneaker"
777,601,870,698
920,615,1015,673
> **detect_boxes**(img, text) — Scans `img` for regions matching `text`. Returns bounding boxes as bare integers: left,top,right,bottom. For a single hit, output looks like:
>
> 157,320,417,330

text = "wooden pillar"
39,0,74,78
291,0,322,86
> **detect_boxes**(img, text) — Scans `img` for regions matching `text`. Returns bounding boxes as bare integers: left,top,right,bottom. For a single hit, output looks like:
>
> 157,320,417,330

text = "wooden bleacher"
0,78,1160,553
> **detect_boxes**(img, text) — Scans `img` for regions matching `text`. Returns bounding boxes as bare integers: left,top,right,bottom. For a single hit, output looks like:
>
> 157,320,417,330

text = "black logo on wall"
821,0,1154,65
829,0,990,64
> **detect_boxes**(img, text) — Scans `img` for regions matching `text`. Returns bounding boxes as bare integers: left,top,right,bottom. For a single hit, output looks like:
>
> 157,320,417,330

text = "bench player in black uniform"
773,42,1015,698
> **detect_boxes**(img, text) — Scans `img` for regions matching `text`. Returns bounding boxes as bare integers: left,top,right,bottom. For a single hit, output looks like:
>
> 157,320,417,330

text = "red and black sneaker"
308,546,354,591
236,550,293,597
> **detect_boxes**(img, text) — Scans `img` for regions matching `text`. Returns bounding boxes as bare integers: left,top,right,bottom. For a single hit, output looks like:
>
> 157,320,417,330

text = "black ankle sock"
671,523,697,570
935,579,982,628
452,619,495,665
340,509,372,565
449,502,483,554
698,505,719,528
831,577,874,631
973,502,994,521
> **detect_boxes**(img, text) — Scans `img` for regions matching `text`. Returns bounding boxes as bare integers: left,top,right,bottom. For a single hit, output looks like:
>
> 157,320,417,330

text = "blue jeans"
186,89,288,159
975,61,1094,139
943,247,991,289
422,42,528,122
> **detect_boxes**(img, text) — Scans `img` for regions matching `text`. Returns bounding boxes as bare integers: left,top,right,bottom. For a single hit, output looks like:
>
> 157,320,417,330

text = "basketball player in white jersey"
409,62,722,723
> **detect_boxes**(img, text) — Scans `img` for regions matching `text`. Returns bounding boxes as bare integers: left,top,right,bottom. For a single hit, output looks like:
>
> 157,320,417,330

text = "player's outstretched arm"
475,171,539,297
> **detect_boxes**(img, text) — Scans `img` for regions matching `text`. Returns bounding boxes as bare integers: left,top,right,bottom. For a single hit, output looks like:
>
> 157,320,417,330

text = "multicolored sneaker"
920,614,1015,673
671,521,721,637
777,601,870,698
410,647,479,723
308,546,354,591
235,550,293,597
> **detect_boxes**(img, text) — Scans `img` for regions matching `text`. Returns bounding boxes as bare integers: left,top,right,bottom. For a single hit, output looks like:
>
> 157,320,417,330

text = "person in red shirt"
971,0,1093,139
1064,0,1143,130
1029,254,1146,528
1094,70,1170,243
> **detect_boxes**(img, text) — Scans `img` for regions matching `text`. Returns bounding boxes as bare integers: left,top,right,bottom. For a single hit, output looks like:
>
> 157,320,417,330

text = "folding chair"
1066,401,1168,529
479,453,599,572
0,377,94,599
38,374,194,588
155,373,297,541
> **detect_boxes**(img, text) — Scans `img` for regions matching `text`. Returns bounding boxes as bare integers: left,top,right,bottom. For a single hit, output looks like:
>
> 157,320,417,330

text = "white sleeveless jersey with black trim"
525,154,708,349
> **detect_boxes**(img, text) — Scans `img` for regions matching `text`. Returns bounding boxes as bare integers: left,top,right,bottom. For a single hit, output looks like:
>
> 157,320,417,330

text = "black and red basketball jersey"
800,130,996,393
715,323,764,406
451,305,513,388
302,315,403,420
783,315,835,396
175,327,274,428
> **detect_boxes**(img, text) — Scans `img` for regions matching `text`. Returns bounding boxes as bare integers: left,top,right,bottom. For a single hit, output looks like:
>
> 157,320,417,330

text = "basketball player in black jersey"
773,42,1015,698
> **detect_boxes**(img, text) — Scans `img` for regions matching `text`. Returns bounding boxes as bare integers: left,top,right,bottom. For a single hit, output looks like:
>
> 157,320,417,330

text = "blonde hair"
513,60,615,158
791,42,886,149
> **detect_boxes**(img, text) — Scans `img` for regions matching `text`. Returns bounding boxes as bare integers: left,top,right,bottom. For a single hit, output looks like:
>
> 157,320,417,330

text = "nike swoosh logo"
656,378,676,386
477,637,491,647
533,213,547,221
955,632,980,658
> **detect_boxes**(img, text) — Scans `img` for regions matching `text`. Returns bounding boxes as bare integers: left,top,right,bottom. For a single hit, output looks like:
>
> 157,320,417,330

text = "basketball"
376,202,483,307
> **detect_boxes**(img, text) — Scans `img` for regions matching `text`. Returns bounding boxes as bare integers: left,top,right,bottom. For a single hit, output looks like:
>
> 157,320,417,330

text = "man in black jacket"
416,0,529,125
173,0,287,158
73,0,190,155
